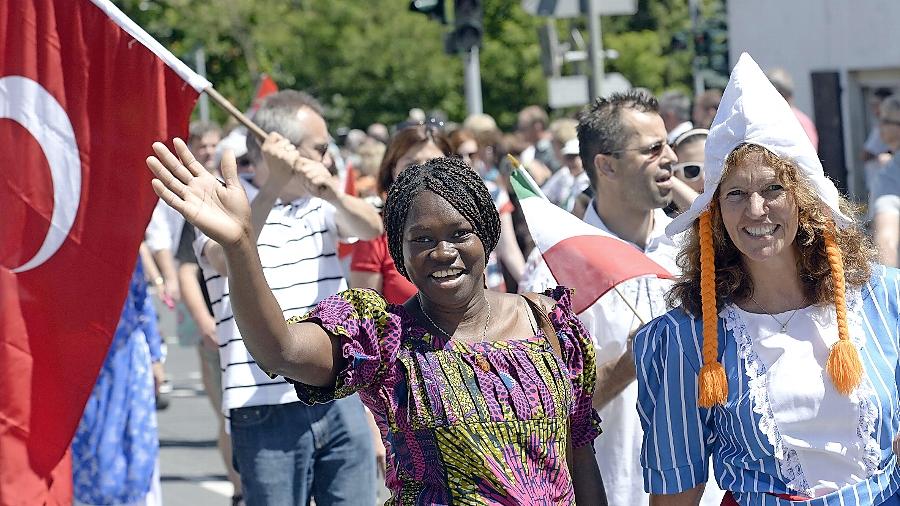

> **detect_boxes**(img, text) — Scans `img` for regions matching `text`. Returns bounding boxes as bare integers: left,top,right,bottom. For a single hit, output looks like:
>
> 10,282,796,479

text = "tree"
113,0,725,131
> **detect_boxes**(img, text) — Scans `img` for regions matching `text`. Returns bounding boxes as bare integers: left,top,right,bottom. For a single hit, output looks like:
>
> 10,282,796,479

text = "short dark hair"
245,90,324,163
188,121,221,144
382,157,500,279
576,90,659,189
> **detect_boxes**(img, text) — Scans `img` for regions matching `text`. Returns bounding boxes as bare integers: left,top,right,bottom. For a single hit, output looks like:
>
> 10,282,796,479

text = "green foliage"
113,0,724,131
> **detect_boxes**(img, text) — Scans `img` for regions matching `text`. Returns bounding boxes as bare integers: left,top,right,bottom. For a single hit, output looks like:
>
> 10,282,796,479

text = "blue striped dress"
634,266,900,505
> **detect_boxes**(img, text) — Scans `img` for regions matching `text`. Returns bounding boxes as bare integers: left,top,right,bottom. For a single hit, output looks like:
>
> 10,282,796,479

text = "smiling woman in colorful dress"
147,139,606,504
634,53,900,506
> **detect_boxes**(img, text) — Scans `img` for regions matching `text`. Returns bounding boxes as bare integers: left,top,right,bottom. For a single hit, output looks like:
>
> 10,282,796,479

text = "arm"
495,212,525,282
138,242,163,288
571,442,607,505
223,237,341,385
147,138,342,386
650,485,705,506
669,177,700,212
178,262,218,350
873,209,899,268
331,192,383,241
350,270,383,293
152,247,180,302
592,338,636,410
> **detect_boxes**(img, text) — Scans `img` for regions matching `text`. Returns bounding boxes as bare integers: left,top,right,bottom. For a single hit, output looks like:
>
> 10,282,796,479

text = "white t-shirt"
519,202,725,506
195,179,347,419
145,199,185,253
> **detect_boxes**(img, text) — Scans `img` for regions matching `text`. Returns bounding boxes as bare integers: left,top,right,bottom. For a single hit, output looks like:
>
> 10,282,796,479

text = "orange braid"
824,222,863,395
698,211,728,407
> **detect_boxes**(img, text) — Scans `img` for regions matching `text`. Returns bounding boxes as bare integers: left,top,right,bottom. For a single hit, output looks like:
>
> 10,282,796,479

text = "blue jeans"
230,396,376,506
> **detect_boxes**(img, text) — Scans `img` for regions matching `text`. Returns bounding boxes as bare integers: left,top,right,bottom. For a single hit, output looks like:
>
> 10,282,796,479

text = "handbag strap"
521,293,562,359
520,292,575,475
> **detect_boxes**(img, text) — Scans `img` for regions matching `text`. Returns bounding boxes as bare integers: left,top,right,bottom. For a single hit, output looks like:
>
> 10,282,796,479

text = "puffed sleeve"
633,311,715,494
544,286,603,448
285,288,402,404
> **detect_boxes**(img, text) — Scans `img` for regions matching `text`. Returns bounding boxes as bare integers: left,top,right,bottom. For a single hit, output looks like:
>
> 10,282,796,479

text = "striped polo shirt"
634,266,900,505
195,178,346,418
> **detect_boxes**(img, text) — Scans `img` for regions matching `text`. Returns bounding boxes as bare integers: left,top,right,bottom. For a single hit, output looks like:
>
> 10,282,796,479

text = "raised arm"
146,139,340,386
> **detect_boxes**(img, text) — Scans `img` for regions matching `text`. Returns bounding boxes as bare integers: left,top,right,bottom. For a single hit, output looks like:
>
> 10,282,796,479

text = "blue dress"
634,266,900,506
72,263,163,504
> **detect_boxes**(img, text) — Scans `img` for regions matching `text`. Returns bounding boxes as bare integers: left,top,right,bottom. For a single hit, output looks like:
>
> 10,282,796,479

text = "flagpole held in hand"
203,87,267,140
202,86,330,193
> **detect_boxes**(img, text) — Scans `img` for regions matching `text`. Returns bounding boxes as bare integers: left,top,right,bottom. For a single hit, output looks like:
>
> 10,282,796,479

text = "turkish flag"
0,1,207,503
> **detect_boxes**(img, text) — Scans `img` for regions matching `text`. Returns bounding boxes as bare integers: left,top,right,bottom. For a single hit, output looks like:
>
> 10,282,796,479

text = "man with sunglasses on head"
576,91,722,505
193,90,383,505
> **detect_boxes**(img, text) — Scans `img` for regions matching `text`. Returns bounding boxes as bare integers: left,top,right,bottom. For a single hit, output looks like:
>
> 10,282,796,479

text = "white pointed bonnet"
665,53,852,237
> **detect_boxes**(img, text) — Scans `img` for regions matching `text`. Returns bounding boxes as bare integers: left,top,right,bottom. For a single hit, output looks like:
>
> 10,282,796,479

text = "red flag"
247,74,279,116
0,1,208,503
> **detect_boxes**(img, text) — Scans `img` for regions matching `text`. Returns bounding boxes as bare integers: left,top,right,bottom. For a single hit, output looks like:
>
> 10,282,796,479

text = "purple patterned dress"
284,286,601,505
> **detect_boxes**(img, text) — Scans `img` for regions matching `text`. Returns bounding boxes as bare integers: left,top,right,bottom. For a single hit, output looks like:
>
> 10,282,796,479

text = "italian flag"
509,165,673,314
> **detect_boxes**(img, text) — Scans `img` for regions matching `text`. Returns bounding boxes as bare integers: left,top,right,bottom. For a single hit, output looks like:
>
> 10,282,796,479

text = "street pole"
587,0,605,99
464,46,483,115
195,47,209,122
689,0,704,96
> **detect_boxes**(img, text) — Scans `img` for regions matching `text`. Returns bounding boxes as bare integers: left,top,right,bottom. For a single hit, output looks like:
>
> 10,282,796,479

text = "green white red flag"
509,166,673,313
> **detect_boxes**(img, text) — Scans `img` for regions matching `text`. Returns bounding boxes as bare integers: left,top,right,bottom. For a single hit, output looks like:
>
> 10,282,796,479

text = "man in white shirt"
195,90,383,505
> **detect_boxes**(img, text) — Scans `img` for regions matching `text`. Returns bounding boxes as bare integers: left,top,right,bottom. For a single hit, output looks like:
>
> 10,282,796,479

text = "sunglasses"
395,117,445,133
603,140,666,159
673,162,703,181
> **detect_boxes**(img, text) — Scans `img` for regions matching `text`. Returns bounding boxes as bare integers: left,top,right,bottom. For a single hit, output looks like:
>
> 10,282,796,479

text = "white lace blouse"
731,304,870,496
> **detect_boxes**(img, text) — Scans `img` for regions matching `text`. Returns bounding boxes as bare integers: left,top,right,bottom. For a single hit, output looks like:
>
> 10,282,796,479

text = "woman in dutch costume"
634,53,900,505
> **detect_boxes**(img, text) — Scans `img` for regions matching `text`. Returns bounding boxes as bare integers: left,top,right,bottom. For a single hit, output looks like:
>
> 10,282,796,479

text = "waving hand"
146,138,251,248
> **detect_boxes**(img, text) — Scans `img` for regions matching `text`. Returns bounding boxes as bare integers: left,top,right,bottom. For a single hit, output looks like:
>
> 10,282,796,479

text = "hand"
151,361,165,395
198,314,218,352
293,156,340,203
147,138,251,248
893,433,899,459
163,277,181,303
260,133,301,187
364,408,386,479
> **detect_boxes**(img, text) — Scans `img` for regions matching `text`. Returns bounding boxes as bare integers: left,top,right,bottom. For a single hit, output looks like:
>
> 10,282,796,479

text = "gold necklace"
748,292,801,333
418,294,492,372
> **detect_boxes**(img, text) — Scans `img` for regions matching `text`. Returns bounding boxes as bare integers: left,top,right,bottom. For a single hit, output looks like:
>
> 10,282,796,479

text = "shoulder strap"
521,293,562,359
521,293,575,475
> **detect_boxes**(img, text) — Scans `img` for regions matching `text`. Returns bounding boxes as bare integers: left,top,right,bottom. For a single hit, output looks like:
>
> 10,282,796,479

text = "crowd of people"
73,52,900,506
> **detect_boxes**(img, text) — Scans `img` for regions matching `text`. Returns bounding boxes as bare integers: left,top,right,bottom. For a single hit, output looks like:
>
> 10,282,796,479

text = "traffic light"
445,0,483,54
409,0,447,24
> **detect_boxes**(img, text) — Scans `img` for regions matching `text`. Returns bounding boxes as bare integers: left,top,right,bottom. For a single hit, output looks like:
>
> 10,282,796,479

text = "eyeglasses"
603,140,666,159
299,141,330,161
673,162,703,182
881,118,900,127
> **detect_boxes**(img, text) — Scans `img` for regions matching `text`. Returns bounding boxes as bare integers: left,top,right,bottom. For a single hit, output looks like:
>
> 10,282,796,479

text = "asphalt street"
157,341,235,505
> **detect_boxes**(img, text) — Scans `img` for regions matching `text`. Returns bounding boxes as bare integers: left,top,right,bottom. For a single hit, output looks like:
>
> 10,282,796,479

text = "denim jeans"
230,396,376,506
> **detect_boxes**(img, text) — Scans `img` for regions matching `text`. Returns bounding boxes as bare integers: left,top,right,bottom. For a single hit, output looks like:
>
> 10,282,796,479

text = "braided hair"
383,156,501,279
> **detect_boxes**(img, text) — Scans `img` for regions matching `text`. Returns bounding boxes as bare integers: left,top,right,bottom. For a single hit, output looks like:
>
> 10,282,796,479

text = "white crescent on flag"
0,75,81,273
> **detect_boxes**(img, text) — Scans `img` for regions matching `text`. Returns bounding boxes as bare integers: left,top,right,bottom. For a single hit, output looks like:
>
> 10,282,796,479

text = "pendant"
475,354,491,372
